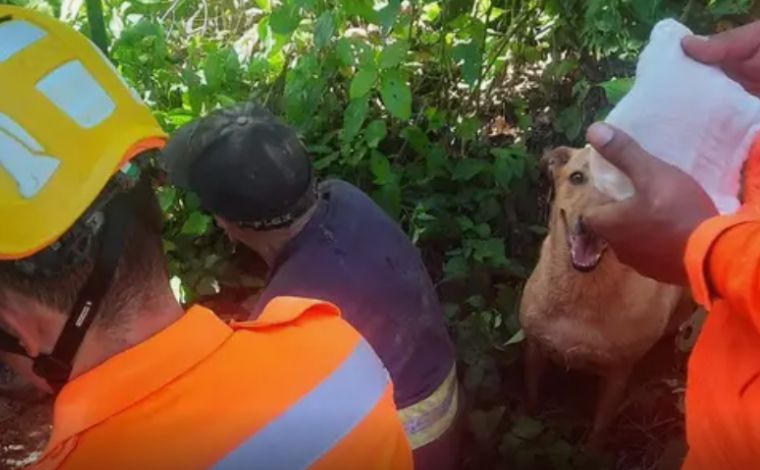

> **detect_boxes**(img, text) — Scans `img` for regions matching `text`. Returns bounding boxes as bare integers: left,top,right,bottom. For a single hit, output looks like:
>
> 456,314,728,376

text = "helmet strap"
32,181,138,393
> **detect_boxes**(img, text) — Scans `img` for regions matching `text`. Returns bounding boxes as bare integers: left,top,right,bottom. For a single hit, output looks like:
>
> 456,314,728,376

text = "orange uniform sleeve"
686,208,760,322
685,137,760,320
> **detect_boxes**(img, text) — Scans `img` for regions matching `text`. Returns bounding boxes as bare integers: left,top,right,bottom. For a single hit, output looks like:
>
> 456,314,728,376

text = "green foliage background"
4,0,755,467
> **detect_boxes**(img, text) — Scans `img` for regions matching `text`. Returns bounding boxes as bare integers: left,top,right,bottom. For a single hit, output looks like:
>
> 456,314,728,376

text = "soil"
0,366,51,470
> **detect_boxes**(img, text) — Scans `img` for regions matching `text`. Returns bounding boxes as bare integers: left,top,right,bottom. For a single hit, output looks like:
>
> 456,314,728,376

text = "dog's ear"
541,146,573,177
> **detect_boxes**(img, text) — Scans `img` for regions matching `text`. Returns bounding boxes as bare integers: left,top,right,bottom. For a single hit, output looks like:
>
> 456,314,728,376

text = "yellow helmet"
0,6,166,260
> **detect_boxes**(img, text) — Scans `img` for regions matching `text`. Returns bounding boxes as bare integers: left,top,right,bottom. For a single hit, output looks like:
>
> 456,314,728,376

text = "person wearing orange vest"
0,6,412,469
582,21,760,469
161,101,462,470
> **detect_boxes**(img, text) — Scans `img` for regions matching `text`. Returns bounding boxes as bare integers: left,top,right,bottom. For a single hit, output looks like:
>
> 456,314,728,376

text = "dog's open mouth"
562,211,608,272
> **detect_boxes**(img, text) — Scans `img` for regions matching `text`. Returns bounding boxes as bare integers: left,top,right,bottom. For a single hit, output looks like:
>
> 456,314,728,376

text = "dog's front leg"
587,366,632,449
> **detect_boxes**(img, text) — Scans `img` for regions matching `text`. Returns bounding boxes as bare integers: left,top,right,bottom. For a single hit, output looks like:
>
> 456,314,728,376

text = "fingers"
722,48,760,90
586,123,653,185
682,21,760,64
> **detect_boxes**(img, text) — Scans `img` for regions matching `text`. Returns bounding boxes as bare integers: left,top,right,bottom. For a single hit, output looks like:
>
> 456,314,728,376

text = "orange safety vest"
683,137,760,469
30,297,413,470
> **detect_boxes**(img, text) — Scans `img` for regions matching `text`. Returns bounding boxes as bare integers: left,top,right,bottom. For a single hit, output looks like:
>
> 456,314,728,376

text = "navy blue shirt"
252,180,455,408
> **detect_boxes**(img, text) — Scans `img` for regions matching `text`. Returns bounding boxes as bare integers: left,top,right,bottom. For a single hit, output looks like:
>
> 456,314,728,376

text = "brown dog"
520,146,691,446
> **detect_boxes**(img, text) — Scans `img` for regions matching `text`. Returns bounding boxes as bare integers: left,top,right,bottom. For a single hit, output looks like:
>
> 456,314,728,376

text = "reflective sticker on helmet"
0,20,47,63
0,113,43,152
0,128,60,199
36,61,116,129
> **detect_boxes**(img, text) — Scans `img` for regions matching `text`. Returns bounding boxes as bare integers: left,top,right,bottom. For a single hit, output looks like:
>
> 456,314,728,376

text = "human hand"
583,123,719,285
682,21,760,95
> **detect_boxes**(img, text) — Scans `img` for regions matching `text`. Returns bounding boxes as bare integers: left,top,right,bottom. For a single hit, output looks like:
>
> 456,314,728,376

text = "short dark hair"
0,180,168,329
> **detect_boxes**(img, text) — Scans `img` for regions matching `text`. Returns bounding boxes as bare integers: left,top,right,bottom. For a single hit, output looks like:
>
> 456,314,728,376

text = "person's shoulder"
321,179,366,198
321,179,380,210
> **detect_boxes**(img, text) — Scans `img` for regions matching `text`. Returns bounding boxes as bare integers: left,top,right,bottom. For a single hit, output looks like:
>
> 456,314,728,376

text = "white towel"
589,18,760,214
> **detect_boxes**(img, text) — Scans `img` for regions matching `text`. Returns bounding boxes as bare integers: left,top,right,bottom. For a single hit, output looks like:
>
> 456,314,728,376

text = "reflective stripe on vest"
398,363,459,449
213,339,390,470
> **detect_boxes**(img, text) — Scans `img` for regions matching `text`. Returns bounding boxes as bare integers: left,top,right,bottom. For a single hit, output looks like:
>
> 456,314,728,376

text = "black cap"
162,102,315,230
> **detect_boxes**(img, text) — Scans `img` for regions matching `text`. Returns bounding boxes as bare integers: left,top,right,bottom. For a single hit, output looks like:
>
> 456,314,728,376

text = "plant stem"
85,0,108,54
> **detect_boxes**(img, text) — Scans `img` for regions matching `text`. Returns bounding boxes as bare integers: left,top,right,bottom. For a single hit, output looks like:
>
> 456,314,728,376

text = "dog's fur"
520,146,692,446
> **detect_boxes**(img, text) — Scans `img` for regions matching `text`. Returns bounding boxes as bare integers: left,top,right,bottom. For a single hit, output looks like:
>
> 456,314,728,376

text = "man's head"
0,5,168,390
163,102,318,246
0,174,169,390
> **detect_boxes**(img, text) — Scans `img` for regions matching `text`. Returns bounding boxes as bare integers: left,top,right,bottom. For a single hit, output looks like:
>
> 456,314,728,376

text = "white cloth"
589,18,760,214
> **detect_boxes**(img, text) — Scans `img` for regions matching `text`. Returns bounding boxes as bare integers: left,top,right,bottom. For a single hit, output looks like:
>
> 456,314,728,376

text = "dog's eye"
569,171,586,185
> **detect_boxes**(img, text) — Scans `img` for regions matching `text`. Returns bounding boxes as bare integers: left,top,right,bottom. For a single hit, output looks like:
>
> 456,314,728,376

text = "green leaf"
343,0,377,21
380,71,412,120
709,0,753,17
444,255,469,280
469,238,508,266
181,212,212,237
372,176,402,220
426,144,449,177
455,117,480,142
365,119,387,148
473,223,491,238
157,186,178,212
452,41,482,86
422,3,442,22
314,152,340,170
600,77,634,105
270,3,301,35
491,146,528,188
379,41,409,69
370,150,392,184
493,156,513,188
453,159,490,181
350,66,377,99
425,107,447,131
555,105,583,141
548,58,578,79
401,126,430,155
631,0,660,21
204,50,238,91
314,11,336,49
375,0,401,30
503,329,525,346
185,192,202,211
342,98,370,141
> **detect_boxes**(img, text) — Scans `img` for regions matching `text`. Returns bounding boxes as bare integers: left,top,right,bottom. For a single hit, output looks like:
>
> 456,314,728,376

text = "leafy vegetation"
4,0,756,467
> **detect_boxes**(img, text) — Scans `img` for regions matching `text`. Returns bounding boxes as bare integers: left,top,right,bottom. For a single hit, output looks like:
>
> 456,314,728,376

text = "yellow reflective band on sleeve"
398,364,459,450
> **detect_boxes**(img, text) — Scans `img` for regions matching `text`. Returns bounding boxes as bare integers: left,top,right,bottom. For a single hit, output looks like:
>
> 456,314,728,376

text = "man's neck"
70,290,185,380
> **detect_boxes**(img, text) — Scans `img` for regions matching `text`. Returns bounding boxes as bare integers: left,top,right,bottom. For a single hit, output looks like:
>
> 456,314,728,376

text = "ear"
541,146,574,177
0,294,42,358
215,216,243,241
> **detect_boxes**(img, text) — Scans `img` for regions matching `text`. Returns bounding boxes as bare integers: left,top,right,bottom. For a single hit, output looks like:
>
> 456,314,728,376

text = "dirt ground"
0,366,51,470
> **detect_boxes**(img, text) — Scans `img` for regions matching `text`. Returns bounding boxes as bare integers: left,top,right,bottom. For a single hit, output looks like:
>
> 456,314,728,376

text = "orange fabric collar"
46,306,232,451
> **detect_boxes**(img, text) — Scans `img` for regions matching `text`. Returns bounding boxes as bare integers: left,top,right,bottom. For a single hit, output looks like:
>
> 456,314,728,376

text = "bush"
5,0,756,467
